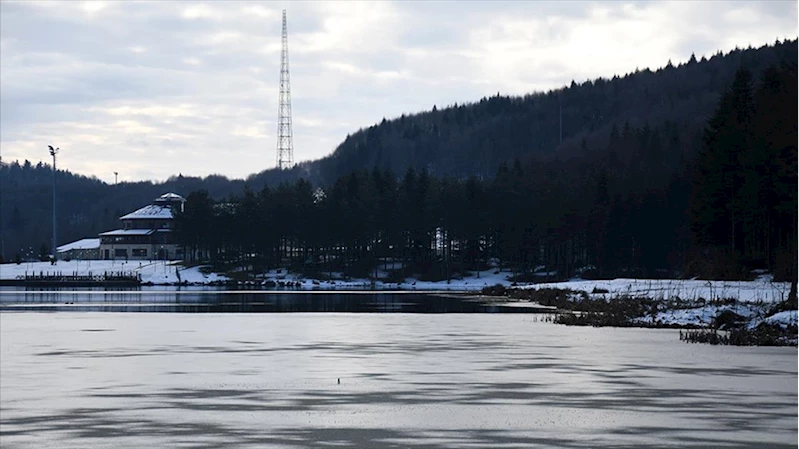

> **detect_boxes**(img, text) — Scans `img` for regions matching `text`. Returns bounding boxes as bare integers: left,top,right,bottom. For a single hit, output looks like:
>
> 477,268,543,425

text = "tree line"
1,40,795,268
174,62,796,283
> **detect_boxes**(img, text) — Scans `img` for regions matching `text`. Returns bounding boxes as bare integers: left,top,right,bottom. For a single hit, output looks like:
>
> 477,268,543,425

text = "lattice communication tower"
276,9,294,170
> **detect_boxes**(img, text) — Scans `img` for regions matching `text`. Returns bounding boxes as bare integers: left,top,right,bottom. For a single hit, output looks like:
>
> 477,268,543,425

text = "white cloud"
207,31,243,45
293,1,404,54
181,4,217,20
242,4,274,19
81,1,108,16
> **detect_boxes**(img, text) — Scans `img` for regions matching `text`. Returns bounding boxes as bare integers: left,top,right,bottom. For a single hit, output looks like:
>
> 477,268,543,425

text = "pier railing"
12,271,141,284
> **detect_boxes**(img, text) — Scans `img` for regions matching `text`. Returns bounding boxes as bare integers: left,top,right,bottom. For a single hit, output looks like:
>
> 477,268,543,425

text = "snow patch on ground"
526,278,795,330
251,267,516,291
0,261,793,308
0,261,228,285
634,303,763,327
521,278,791,303
747,310,799,330
765,310,798,326
0,261,514,289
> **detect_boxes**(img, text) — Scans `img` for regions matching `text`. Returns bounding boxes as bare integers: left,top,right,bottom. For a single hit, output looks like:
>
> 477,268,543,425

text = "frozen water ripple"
1,313,796,448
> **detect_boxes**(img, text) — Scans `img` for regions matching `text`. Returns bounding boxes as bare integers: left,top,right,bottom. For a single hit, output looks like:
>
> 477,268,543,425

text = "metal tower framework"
276,9,294,170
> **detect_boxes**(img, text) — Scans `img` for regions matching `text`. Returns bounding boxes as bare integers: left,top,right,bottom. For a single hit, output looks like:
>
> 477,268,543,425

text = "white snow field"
522,277,793,303
0,261,514,290
0,260,227,285
0,261,791,300
522,278,796,329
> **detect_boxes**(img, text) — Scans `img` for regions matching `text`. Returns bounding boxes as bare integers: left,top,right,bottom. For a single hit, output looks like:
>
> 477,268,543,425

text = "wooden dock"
0,271,141,287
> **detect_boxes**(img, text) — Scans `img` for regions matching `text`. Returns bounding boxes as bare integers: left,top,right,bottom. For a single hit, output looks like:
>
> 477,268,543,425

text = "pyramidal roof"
120,204,173,220
158,192,185,201
119,192,185,220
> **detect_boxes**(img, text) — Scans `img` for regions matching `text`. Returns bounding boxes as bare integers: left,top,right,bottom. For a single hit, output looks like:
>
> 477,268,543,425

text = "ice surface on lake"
1,313,796,448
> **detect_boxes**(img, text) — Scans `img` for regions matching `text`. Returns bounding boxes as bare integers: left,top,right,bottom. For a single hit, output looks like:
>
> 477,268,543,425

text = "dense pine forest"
177,47,797,282
292,39,797,184
1,40,796,282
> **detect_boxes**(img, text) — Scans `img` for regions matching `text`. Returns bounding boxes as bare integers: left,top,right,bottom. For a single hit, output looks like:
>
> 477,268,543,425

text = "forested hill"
0,39,796,263
174,57,795,283
266,39,796,185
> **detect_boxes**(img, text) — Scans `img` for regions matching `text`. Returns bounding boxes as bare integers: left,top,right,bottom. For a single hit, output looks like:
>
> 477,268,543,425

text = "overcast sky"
1,1,796,183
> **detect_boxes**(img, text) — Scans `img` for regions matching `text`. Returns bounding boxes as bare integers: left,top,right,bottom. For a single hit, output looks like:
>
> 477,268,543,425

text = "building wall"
123,219,171,230
99,243,182,261
59,248,101,260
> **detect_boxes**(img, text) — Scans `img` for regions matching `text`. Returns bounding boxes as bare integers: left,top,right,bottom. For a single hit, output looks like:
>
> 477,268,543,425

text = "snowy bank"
0,261,228,285
506,277,796,343
520,278,792,303
232,267,517,291
0,261,514,289
0,262,793,304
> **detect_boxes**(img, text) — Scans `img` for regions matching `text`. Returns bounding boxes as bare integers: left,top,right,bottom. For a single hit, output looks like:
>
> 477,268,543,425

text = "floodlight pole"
788,172,799,305
49,146,59,262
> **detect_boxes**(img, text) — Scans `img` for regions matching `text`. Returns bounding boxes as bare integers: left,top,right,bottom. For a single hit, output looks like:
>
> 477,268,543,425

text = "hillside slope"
1,39,795,260
263,39,795,184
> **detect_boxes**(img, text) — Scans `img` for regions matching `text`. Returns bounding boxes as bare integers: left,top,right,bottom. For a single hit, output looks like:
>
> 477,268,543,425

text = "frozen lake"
1,313,796,448
0,288,551,313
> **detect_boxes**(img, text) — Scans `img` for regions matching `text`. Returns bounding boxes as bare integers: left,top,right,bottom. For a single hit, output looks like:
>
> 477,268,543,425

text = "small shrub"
481,284,507,296
681,324,797,346
713,310,747,329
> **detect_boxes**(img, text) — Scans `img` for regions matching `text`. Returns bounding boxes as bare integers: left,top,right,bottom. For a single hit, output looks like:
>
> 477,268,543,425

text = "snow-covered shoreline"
0,260,521,291
0,260,792,298
518,277,796,330
521,277,793,303
0,260,228,286
1,260,795,335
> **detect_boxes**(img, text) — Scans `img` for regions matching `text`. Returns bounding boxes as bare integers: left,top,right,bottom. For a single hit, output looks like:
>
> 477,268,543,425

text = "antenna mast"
276,9,294,170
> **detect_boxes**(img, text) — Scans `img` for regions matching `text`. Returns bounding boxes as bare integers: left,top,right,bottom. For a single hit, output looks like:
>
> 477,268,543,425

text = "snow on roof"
120,204,173,220
99,229,156,236
157,192,185,201
57,238,100,253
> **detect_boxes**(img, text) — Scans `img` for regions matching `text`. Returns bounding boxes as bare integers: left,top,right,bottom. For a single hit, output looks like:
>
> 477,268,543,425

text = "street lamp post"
788,172,799,304
48,145,59,263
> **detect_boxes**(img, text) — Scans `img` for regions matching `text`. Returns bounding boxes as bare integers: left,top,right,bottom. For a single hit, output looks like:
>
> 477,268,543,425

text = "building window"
132,248,147,257
114,249,128,258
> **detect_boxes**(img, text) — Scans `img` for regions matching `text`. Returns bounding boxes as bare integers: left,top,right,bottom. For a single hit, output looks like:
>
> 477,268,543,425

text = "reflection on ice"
0,289,552,313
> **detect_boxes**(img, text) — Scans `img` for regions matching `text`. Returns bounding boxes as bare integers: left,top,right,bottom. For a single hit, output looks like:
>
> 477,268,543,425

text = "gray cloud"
1,0,795,182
